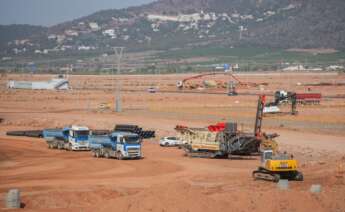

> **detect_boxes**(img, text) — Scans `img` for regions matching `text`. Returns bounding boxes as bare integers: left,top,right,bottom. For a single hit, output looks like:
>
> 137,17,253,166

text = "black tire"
273,174,280,183
67,144,72,151
57,143,63,150
294,171,304,181
165,142,169,146
252,170,258,180
117,151,124,160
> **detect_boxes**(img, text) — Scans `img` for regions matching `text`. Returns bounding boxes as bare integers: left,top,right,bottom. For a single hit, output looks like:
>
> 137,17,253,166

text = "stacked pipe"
92,130,111,136
114,124,155,139
6,130,43,138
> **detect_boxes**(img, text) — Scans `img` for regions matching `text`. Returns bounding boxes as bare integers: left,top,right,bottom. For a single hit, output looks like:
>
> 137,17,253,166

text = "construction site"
1,71,345,211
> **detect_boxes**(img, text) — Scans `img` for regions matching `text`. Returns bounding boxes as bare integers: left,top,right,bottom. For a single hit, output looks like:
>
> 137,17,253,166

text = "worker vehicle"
264,91,298,115
252,150,304,182
275,90,321,105
43,125,90,151
160,136,184,147
89,132,142,159
264,90,321,115
147,87,157,93
176,95,278,158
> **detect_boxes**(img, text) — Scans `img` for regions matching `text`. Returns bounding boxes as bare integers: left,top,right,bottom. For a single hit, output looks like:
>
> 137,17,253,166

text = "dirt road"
1,73,345,211
0,132,345,211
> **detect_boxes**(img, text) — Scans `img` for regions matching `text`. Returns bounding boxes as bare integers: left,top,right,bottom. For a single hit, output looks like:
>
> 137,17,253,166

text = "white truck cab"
68,125,90,150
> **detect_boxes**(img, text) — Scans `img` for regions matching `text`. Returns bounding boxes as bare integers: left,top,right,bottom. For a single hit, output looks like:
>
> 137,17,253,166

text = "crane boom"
177,72,253,89
254,95,265,138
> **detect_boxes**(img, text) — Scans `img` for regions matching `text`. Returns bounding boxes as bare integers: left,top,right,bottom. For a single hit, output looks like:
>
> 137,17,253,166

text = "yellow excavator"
253,150,304,182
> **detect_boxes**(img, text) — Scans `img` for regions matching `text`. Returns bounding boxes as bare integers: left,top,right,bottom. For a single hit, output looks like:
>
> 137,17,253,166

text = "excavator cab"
261,150,273,164
253,150,303,182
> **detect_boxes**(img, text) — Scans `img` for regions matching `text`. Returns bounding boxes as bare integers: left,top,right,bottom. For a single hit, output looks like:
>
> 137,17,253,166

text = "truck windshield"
124,135,140,144
75,130,89,136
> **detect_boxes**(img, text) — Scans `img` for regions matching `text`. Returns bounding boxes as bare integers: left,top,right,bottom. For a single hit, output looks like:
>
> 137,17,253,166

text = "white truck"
43,125,91,151
89,132,142,159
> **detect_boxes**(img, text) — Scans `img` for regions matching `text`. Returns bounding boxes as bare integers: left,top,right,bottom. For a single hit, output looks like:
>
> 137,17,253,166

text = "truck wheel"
67,144,72,151
57,143,62,150
117,152,123,160
165,142,169,146
273,174,280,183
104,152,110,159
294,171,304,181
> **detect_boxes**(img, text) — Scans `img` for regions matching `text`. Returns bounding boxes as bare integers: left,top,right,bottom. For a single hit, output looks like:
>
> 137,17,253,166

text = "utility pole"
113,47,124,112
239,25,244,40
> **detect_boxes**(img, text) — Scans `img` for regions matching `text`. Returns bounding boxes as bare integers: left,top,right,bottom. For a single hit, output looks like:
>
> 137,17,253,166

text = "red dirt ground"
0,72,345,211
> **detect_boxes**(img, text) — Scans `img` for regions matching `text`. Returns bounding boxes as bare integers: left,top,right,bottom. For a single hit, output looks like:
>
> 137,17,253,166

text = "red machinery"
208,122,226,132
296,93,322,104
176,72,258,89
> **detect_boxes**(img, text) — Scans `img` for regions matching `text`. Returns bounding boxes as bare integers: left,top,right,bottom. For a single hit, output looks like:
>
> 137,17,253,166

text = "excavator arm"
254,95,265,138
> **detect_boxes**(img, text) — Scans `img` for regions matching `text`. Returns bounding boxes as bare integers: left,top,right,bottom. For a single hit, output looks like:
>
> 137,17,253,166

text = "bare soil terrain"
0,72,345,211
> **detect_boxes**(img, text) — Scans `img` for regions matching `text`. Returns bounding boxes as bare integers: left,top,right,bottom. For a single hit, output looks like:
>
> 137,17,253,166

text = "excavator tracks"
253,169,280,182
253,169,304,182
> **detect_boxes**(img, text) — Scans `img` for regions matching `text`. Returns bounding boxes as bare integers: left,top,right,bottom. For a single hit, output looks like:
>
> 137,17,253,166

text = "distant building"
147,14,179,22
327,65,344,71
1,57,12,61
147,12,215,23
78,45,95,51
283,65,306,71
103,29,116,37
8,78,69,90
14,39,30,45
89,22,100,31
56,35,66,43
48,34,57,40
240,15,254,20
65,30,79,37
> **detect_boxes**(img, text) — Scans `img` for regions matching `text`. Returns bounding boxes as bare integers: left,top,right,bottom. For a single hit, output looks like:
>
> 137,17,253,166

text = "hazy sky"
0,0,155,26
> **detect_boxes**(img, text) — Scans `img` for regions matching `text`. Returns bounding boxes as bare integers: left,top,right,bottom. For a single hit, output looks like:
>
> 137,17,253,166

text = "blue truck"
43,125,90,151
89,132,142,159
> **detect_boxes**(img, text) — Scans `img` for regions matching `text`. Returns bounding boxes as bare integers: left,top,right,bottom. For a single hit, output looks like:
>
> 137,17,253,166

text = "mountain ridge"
1,0,345,57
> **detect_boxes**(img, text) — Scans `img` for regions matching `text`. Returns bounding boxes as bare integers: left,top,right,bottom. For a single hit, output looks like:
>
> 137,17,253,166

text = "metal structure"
254,95,265,138
175,95,279,158
113,47,125,112
176,71,259,90
7,78,69,90
227,81,238,96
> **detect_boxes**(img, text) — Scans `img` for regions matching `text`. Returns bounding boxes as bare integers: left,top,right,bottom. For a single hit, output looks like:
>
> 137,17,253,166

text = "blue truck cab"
43,125,90,151
89,132,142,159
